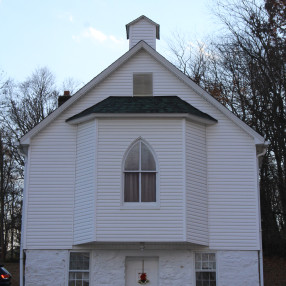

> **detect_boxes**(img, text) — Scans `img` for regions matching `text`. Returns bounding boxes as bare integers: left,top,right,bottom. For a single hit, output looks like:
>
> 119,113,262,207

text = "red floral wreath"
138,272,150,284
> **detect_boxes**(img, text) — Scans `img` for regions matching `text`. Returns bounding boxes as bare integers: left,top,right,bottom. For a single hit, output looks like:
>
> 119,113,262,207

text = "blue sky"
0,0,219,88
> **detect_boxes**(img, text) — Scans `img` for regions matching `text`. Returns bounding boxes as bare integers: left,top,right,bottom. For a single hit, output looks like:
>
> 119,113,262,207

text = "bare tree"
0,128,22,262
61,77,82,95
0,72,14,263
0,67,81,261
0,67,59,261
170,0,286,256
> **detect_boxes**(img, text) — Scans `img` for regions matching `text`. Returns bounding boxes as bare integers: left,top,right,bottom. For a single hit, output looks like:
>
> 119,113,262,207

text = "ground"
264,256,286,286
4,262,19,286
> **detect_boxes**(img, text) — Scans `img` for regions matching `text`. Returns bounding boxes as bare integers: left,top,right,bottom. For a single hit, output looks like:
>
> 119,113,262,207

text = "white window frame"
194,252,217,286
121,137,159,209
68,251,90,286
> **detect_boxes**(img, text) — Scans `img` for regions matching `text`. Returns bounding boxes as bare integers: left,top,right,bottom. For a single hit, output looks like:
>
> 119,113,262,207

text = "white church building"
19,16,267,286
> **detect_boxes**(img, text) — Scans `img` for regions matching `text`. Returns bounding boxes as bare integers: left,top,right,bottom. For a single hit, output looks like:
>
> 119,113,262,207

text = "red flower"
140,273,147,281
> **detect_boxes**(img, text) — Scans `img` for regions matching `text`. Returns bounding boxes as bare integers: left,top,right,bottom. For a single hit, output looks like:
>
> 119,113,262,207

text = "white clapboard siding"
26,122,76,249
207,121,259,250
129,19,157,49
25,49,259,249
185,121,208,245
96,118,184,241
74,120,96,244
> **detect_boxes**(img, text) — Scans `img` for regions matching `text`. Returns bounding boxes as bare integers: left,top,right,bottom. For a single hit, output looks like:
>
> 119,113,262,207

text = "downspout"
256,143,268,286
18,144,29,286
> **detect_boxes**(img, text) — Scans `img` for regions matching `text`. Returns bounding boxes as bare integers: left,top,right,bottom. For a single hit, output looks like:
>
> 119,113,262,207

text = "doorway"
125,257,159,286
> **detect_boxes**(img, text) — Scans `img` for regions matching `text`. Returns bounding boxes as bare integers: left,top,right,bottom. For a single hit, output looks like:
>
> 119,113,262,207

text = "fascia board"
66,113,217,126
19,42,147,145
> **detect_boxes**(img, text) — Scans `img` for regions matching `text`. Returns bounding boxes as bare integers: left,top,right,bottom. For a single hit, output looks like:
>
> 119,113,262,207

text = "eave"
66,113,218,126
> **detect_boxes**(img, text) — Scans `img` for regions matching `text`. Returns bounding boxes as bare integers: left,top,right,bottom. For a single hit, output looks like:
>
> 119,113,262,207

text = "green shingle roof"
66,96,217,123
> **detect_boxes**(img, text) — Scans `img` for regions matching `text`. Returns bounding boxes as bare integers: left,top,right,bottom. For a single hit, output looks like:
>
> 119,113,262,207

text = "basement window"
195,253,216,286
133,73,153,96
69,252,90,286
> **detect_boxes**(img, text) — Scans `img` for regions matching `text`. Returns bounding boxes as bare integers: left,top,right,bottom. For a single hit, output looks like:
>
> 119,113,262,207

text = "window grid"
195,253,216,286
124,140,157,203
69,252,89,286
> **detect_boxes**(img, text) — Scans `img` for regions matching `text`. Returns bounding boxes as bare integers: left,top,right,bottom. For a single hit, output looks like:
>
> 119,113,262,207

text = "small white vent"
133,73,153,96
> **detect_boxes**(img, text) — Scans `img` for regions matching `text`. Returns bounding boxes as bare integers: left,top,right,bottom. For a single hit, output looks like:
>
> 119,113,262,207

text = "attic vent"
133,73,153,96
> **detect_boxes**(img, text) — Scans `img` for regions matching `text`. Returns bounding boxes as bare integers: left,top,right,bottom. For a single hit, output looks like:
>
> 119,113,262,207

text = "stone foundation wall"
25,250,68,286
217,251,260,286
24,249,260,286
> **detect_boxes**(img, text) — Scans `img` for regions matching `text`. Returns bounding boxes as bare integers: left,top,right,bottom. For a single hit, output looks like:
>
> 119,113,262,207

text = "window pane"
141,142,156,170
202,253,209,262
195,253,202,262
125,142,139,170
70,253,89,270
210,262,216,270
69,272,75,280
124,173,139,202
76,272,82,280
83,273,89,279
209,253,215,262
195,262,201,270
202,262,209,270
196,272,216,285
210,272,216,281
196,272,203,281
141,172,156,202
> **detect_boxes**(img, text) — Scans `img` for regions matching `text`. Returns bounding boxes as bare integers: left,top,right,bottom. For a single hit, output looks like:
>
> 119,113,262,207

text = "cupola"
126,15,160,50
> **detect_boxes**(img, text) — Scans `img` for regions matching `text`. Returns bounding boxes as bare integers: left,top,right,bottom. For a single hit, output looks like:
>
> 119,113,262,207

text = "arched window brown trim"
123,138,157,203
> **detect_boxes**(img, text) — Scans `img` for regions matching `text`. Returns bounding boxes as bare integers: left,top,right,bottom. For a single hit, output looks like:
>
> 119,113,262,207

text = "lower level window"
195,253,216,286
69,252,90,286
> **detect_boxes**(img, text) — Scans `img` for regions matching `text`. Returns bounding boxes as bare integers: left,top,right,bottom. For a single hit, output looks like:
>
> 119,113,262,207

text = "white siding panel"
185,121,208,245
26,122,76,249
96,119,184,241
74,120,96,244
25,49,259,249
129,19,156,49
207,122,259,250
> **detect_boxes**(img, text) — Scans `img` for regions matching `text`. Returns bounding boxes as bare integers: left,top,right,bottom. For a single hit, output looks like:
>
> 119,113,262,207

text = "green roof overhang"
66,96,218,125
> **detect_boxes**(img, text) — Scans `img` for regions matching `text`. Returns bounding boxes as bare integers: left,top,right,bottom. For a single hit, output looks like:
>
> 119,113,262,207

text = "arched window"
124,139,157,203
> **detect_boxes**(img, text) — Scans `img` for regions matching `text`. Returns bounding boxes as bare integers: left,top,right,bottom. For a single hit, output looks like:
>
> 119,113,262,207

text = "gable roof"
126,15,160,39
19,40,266,146
66,96,218,125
